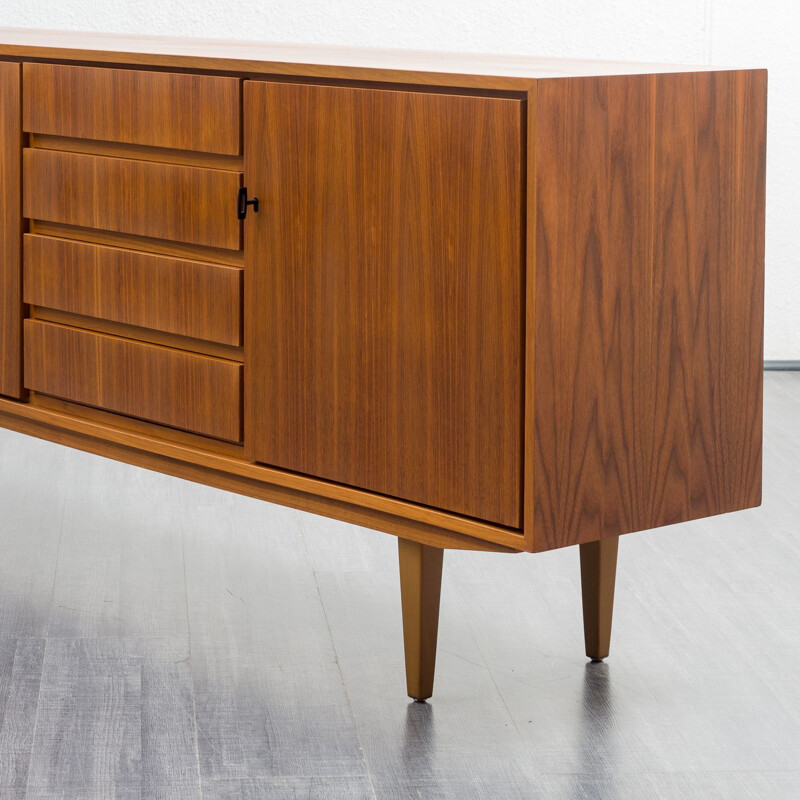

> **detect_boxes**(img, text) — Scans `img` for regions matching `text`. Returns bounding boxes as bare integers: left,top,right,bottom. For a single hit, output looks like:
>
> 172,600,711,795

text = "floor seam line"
298,520,378,799
179,513,204,799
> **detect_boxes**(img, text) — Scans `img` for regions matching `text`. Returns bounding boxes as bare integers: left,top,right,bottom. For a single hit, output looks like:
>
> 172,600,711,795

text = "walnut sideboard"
0,29,766,701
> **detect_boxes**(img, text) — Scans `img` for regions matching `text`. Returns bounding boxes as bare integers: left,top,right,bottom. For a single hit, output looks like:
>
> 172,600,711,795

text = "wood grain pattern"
579,536,619,660
24,234,242,345
0,637,45,792
31,220,244,267
23,320,243,442
23,63,241,155
246,81,524,528
25,639,200,798
30,307,244,363
30,134,243,171
0,61,22,398
532,70,767,551
656,72,766,525
23,148,242,249
0,28,722,85
31,392,244,457
398,538,444,701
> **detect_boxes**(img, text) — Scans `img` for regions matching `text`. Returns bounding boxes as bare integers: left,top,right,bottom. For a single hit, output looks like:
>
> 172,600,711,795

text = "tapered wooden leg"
579,536,619,661
398,538,444,702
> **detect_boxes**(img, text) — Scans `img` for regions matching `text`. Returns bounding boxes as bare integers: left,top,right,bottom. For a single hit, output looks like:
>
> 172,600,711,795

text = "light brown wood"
398,538,444,701
23,62,241,154
31,220,244,267
579,536,619,660
31,391,245,457
31,134,244,171
23,319,243,442
0,28,720,85
246,80,524,528
24,234,243,345
0,61,22,398
531,70,766,551
23,148,243,249
29,307,244,363
0,397,519,553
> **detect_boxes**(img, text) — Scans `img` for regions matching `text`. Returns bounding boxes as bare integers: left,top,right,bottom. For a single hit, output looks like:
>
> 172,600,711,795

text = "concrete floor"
1,371,799,799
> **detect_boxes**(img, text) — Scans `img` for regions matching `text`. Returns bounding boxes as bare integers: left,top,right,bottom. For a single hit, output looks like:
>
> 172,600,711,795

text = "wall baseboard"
764,361,800,371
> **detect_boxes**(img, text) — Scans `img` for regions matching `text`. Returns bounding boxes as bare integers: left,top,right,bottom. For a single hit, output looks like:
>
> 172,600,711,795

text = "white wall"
3,0,798,358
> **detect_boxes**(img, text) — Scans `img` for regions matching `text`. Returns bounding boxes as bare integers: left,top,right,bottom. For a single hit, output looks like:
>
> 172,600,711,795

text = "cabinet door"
245,82,523,528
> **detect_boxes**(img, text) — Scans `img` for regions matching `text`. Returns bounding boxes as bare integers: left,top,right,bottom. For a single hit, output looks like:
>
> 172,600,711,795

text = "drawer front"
24,235,243,346
24,320,242,442
23,148,242,249
23,63,241,155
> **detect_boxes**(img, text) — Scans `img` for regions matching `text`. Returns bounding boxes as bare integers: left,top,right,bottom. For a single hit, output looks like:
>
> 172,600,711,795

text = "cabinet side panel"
533,75,655,550
532,71,766,551
0,61,22,398
655,71,766,522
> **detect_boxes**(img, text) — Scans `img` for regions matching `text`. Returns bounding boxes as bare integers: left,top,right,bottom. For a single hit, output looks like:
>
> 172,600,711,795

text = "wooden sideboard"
0,29,766,701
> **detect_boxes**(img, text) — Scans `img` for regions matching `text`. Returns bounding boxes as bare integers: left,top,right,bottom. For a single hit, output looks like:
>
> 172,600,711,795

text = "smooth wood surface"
246,81,524,528
24,234,243,345
23,320,243,442
532,70,767,551
0,61,22,398
398,538,444,701
31,391,245,457
23,63,241,155
579,536,619,660
32,220,244,267
31,133,244,171
0,28,720,84
23,148,243,249
30,306,244,362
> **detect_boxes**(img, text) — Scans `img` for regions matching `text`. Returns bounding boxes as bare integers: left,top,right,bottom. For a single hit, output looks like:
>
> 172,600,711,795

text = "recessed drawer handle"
237,186,259,220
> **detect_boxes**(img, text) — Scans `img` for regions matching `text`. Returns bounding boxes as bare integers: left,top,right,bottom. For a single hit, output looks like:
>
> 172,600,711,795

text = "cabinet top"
0,27,728,90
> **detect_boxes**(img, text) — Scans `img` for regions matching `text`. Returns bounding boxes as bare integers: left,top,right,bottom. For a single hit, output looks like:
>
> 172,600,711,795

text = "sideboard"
0,29,766,701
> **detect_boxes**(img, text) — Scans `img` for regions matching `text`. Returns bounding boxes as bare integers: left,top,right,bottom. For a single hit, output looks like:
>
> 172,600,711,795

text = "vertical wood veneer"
532,71,767,551
0,61,22,398
246,81,524,529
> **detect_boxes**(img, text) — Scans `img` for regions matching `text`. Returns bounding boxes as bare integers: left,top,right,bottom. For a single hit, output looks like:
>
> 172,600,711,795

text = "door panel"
245,81,524,527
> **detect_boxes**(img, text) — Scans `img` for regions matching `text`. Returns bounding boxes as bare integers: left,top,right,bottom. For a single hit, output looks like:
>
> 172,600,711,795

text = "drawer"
23,148,242,249
24,320,242,442
24,235,243,346
23,63,241,155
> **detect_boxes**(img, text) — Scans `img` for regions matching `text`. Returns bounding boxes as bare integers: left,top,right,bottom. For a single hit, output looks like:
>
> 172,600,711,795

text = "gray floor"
1,373,799,799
